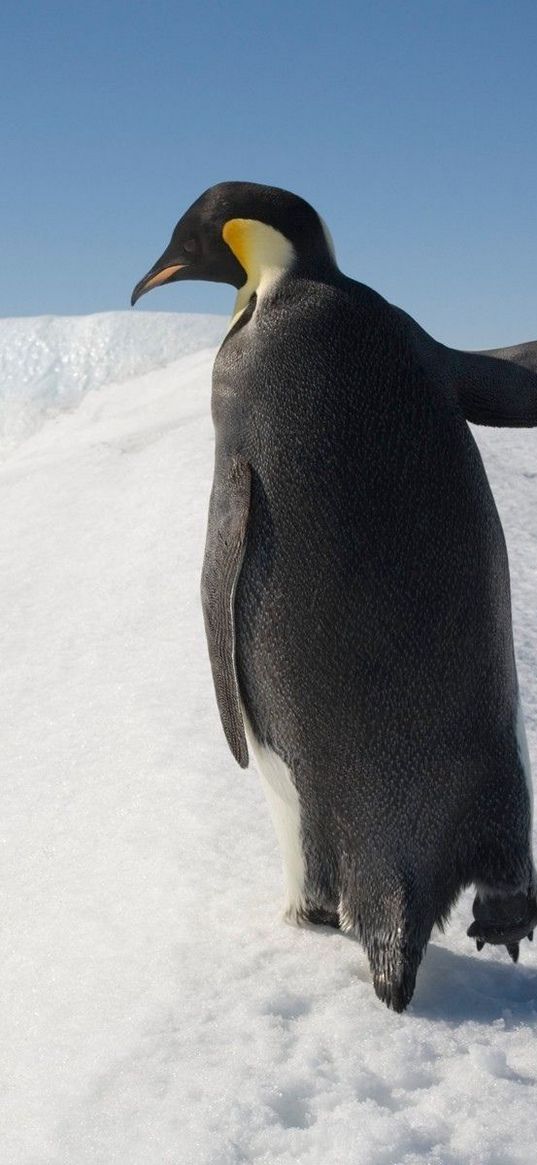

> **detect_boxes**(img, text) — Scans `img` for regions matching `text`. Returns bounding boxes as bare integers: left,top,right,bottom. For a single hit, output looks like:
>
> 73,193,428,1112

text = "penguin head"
131,182,336,306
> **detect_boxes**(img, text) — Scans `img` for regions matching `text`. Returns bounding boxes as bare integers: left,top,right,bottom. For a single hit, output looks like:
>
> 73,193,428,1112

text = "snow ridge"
0,311,224,454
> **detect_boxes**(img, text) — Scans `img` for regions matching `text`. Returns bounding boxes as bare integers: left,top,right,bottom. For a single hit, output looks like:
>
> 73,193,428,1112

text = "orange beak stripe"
142,263,184,292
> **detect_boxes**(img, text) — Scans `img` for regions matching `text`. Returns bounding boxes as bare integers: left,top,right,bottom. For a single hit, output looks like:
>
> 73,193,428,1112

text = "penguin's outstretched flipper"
392,304,537,427
467,887,537,960
480,339,537,375
455,342,537,427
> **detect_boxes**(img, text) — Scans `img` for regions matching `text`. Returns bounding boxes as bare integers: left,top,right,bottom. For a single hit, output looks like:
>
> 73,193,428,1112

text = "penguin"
131,182,537,1011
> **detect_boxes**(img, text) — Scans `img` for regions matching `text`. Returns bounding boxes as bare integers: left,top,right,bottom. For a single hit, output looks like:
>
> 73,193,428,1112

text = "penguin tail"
342,869,438,1012
367,931,426,1013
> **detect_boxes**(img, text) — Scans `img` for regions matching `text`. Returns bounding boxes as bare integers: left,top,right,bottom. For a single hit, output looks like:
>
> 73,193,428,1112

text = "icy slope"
0,313,536,1165
0,311,225,453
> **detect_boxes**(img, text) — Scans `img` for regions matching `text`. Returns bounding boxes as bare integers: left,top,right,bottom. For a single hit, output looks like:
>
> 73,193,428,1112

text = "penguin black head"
130,182,337,306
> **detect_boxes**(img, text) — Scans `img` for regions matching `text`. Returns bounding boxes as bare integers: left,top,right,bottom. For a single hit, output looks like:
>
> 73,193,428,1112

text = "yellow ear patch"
222,218,295,285
222,219,252,274
222,218,295,334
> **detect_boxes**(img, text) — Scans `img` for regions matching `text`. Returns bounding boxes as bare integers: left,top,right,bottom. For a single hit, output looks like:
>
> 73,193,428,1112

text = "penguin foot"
467,887,537,960
303,906,340,929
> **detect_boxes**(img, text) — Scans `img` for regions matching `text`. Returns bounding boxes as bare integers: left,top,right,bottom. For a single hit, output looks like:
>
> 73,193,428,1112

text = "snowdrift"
1,311,536,1164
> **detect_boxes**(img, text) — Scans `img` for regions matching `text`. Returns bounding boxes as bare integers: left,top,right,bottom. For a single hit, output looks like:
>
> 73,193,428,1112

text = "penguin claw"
469,925,531,961
506,942,520,963
467,889,537,955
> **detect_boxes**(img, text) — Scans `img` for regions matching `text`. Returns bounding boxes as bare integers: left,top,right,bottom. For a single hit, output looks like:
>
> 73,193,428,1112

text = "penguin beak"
131,261,186,306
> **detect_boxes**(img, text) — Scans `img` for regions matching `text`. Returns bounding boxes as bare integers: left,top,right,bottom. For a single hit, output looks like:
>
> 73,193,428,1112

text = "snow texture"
0,311,224,455
1,311,536,1165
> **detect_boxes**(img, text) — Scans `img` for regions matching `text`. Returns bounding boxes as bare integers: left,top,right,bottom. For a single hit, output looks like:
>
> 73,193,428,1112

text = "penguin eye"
183,238,198,257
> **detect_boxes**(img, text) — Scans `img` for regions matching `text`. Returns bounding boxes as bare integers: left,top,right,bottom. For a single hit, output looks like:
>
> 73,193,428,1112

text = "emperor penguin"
132,182,537,1011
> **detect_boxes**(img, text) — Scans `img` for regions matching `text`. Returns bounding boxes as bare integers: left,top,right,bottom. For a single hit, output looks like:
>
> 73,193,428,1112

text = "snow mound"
0,311,224,453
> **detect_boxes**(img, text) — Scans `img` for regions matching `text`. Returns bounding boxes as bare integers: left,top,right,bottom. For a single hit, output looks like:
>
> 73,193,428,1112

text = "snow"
1,311,536,1165
0,311,224,455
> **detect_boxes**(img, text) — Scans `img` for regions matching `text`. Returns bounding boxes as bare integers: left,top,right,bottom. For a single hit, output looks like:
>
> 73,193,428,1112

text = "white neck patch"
319,214,337,262
222,218,296,333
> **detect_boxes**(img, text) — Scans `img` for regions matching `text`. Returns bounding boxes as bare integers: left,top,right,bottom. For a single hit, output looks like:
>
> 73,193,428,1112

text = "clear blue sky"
2,0,536,346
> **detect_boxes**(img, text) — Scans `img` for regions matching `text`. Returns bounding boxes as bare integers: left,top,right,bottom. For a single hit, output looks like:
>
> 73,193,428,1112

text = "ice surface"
0,312,536,1164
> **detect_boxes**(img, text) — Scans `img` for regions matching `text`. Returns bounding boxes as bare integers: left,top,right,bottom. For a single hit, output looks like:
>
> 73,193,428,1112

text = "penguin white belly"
241,707,306,924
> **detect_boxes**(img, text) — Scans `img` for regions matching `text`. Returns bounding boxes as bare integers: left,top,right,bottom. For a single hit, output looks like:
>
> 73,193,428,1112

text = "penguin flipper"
201,456,251,768
455,342,537,427
391,305,537,427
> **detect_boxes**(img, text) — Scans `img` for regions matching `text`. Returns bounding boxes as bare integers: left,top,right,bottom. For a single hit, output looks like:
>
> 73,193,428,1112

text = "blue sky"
2,0,537,346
